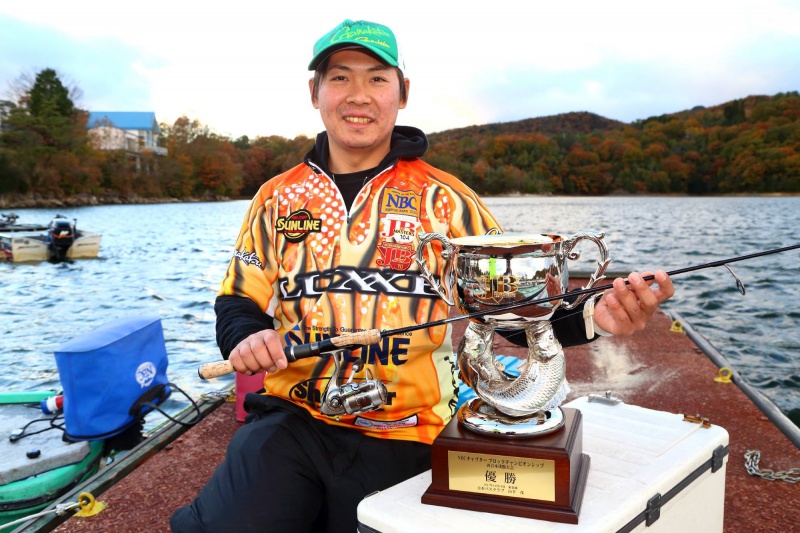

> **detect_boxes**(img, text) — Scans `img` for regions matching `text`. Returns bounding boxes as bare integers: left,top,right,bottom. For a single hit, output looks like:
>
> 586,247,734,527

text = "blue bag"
54,315,171,441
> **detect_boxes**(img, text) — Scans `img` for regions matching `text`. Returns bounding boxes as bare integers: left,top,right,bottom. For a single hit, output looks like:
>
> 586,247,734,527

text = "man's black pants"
170,395,431,532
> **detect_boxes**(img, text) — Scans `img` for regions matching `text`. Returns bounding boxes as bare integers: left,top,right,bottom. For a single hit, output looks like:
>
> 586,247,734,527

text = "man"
171,19,674,532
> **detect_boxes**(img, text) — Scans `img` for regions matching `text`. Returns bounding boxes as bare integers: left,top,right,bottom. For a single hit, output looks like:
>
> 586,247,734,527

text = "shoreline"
1,191,798,210
0,192,232,210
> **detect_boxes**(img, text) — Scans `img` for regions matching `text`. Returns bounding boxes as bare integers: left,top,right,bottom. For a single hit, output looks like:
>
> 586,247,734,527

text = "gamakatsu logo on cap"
276,209,322,243
333,25,392,50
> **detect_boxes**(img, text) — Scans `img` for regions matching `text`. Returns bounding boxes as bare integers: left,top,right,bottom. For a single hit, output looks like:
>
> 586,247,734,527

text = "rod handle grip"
197,329,382,380
285,329,382,360
197,360,235,380
198,343,301,380
330,329,382,348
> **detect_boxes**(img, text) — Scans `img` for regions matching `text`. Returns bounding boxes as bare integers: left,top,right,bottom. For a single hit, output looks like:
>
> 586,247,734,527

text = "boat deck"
44,309,800,532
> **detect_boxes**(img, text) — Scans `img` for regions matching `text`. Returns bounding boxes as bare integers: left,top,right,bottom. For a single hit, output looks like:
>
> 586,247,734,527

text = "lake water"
1,196,798,425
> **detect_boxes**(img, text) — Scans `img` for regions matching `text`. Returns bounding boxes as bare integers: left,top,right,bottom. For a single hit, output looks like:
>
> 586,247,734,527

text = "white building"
87,111,167,156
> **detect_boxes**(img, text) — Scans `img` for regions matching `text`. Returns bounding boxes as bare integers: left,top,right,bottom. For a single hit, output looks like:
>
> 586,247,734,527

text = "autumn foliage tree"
160,117,240,196
0,68,100,196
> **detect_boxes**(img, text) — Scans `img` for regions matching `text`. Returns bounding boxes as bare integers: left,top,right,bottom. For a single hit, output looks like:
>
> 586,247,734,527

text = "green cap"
309,19,400,71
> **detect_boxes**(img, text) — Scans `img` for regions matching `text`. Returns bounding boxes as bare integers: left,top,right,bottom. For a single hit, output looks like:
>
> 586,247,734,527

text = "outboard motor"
0,212,19,228
47,215,77,262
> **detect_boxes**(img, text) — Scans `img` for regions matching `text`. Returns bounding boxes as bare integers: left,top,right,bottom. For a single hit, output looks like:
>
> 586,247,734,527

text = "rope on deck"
0,492,104,531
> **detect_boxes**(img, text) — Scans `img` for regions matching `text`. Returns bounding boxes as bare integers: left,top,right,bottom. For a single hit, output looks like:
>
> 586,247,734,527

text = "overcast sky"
2,1,799,140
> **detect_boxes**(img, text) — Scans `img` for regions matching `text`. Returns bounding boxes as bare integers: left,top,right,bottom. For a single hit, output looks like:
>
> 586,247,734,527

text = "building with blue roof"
87,111,167,156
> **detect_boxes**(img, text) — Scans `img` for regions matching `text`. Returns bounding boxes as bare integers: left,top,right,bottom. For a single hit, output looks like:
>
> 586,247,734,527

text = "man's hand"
229,329,288,375
593,270,674,336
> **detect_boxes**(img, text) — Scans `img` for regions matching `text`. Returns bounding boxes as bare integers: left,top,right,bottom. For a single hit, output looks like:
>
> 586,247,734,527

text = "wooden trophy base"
422,407,589,524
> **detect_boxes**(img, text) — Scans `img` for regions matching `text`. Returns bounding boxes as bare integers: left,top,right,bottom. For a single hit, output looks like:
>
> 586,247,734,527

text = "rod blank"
197,243,800,380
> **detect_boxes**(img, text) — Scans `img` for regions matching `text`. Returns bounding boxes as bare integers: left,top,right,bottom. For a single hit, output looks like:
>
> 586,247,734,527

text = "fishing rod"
197,243,800,380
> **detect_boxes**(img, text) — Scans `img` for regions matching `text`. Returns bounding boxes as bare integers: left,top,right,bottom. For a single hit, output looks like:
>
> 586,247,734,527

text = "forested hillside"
1,69,798,204
425,94,800,195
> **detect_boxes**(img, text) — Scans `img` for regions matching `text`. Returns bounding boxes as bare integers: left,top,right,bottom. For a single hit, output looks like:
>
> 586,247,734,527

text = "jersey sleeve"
218,188,282,317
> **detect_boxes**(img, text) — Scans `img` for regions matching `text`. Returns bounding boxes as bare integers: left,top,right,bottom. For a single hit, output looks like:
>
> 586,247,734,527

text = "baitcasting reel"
320,351,388,417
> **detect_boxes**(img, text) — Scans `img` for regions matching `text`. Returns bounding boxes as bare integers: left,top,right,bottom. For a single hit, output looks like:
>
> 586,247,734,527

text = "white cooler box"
358,396,728,533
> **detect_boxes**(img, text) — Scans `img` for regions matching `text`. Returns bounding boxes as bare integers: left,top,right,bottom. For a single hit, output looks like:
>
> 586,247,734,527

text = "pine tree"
27,68,75,118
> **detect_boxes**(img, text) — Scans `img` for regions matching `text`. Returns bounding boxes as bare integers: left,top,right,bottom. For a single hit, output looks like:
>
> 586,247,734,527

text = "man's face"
311,49,409,165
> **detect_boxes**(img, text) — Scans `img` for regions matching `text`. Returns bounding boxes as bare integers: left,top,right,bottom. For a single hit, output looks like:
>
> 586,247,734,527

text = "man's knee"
170,410,324,532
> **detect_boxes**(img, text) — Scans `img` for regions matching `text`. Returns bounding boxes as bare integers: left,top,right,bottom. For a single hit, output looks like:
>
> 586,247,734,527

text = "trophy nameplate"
422,408,590,524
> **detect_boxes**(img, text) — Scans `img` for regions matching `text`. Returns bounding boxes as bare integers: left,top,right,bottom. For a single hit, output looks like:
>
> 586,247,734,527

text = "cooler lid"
55,315,161,353
0,404,91,485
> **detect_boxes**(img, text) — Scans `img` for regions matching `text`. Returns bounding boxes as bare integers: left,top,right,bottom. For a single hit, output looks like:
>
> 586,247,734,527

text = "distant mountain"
633,94,777,126
428,111,625,142
429,93,791,141
423,91,800,195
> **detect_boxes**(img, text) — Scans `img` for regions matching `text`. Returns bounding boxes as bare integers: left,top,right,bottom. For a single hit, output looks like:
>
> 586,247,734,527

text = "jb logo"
379,214,419,243
479,275,519,302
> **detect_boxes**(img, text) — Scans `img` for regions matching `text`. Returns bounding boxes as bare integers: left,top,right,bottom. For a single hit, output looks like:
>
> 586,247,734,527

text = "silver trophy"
415,232,609,437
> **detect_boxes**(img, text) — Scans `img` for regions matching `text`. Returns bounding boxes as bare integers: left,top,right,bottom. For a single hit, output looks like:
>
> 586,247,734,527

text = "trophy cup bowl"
415,231,610,437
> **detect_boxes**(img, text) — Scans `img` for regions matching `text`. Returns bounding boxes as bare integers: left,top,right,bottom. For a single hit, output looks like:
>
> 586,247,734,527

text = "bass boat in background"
0,213,102,263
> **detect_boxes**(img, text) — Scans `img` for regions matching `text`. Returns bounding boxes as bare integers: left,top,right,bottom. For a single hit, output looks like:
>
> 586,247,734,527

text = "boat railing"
667,309,800,450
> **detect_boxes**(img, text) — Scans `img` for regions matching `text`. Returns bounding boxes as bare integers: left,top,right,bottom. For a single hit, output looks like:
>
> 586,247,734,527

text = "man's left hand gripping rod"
197,329,382,380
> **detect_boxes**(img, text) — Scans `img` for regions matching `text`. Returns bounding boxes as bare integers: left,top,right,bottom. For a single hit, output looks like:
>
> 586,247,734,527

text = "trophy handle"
560,231,611,310
415,232,456,306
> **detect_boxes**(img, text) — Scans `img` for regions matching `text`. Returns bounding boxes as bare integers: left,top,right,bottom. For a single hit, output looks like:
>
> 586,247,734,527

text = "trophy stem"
457,321,570,437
